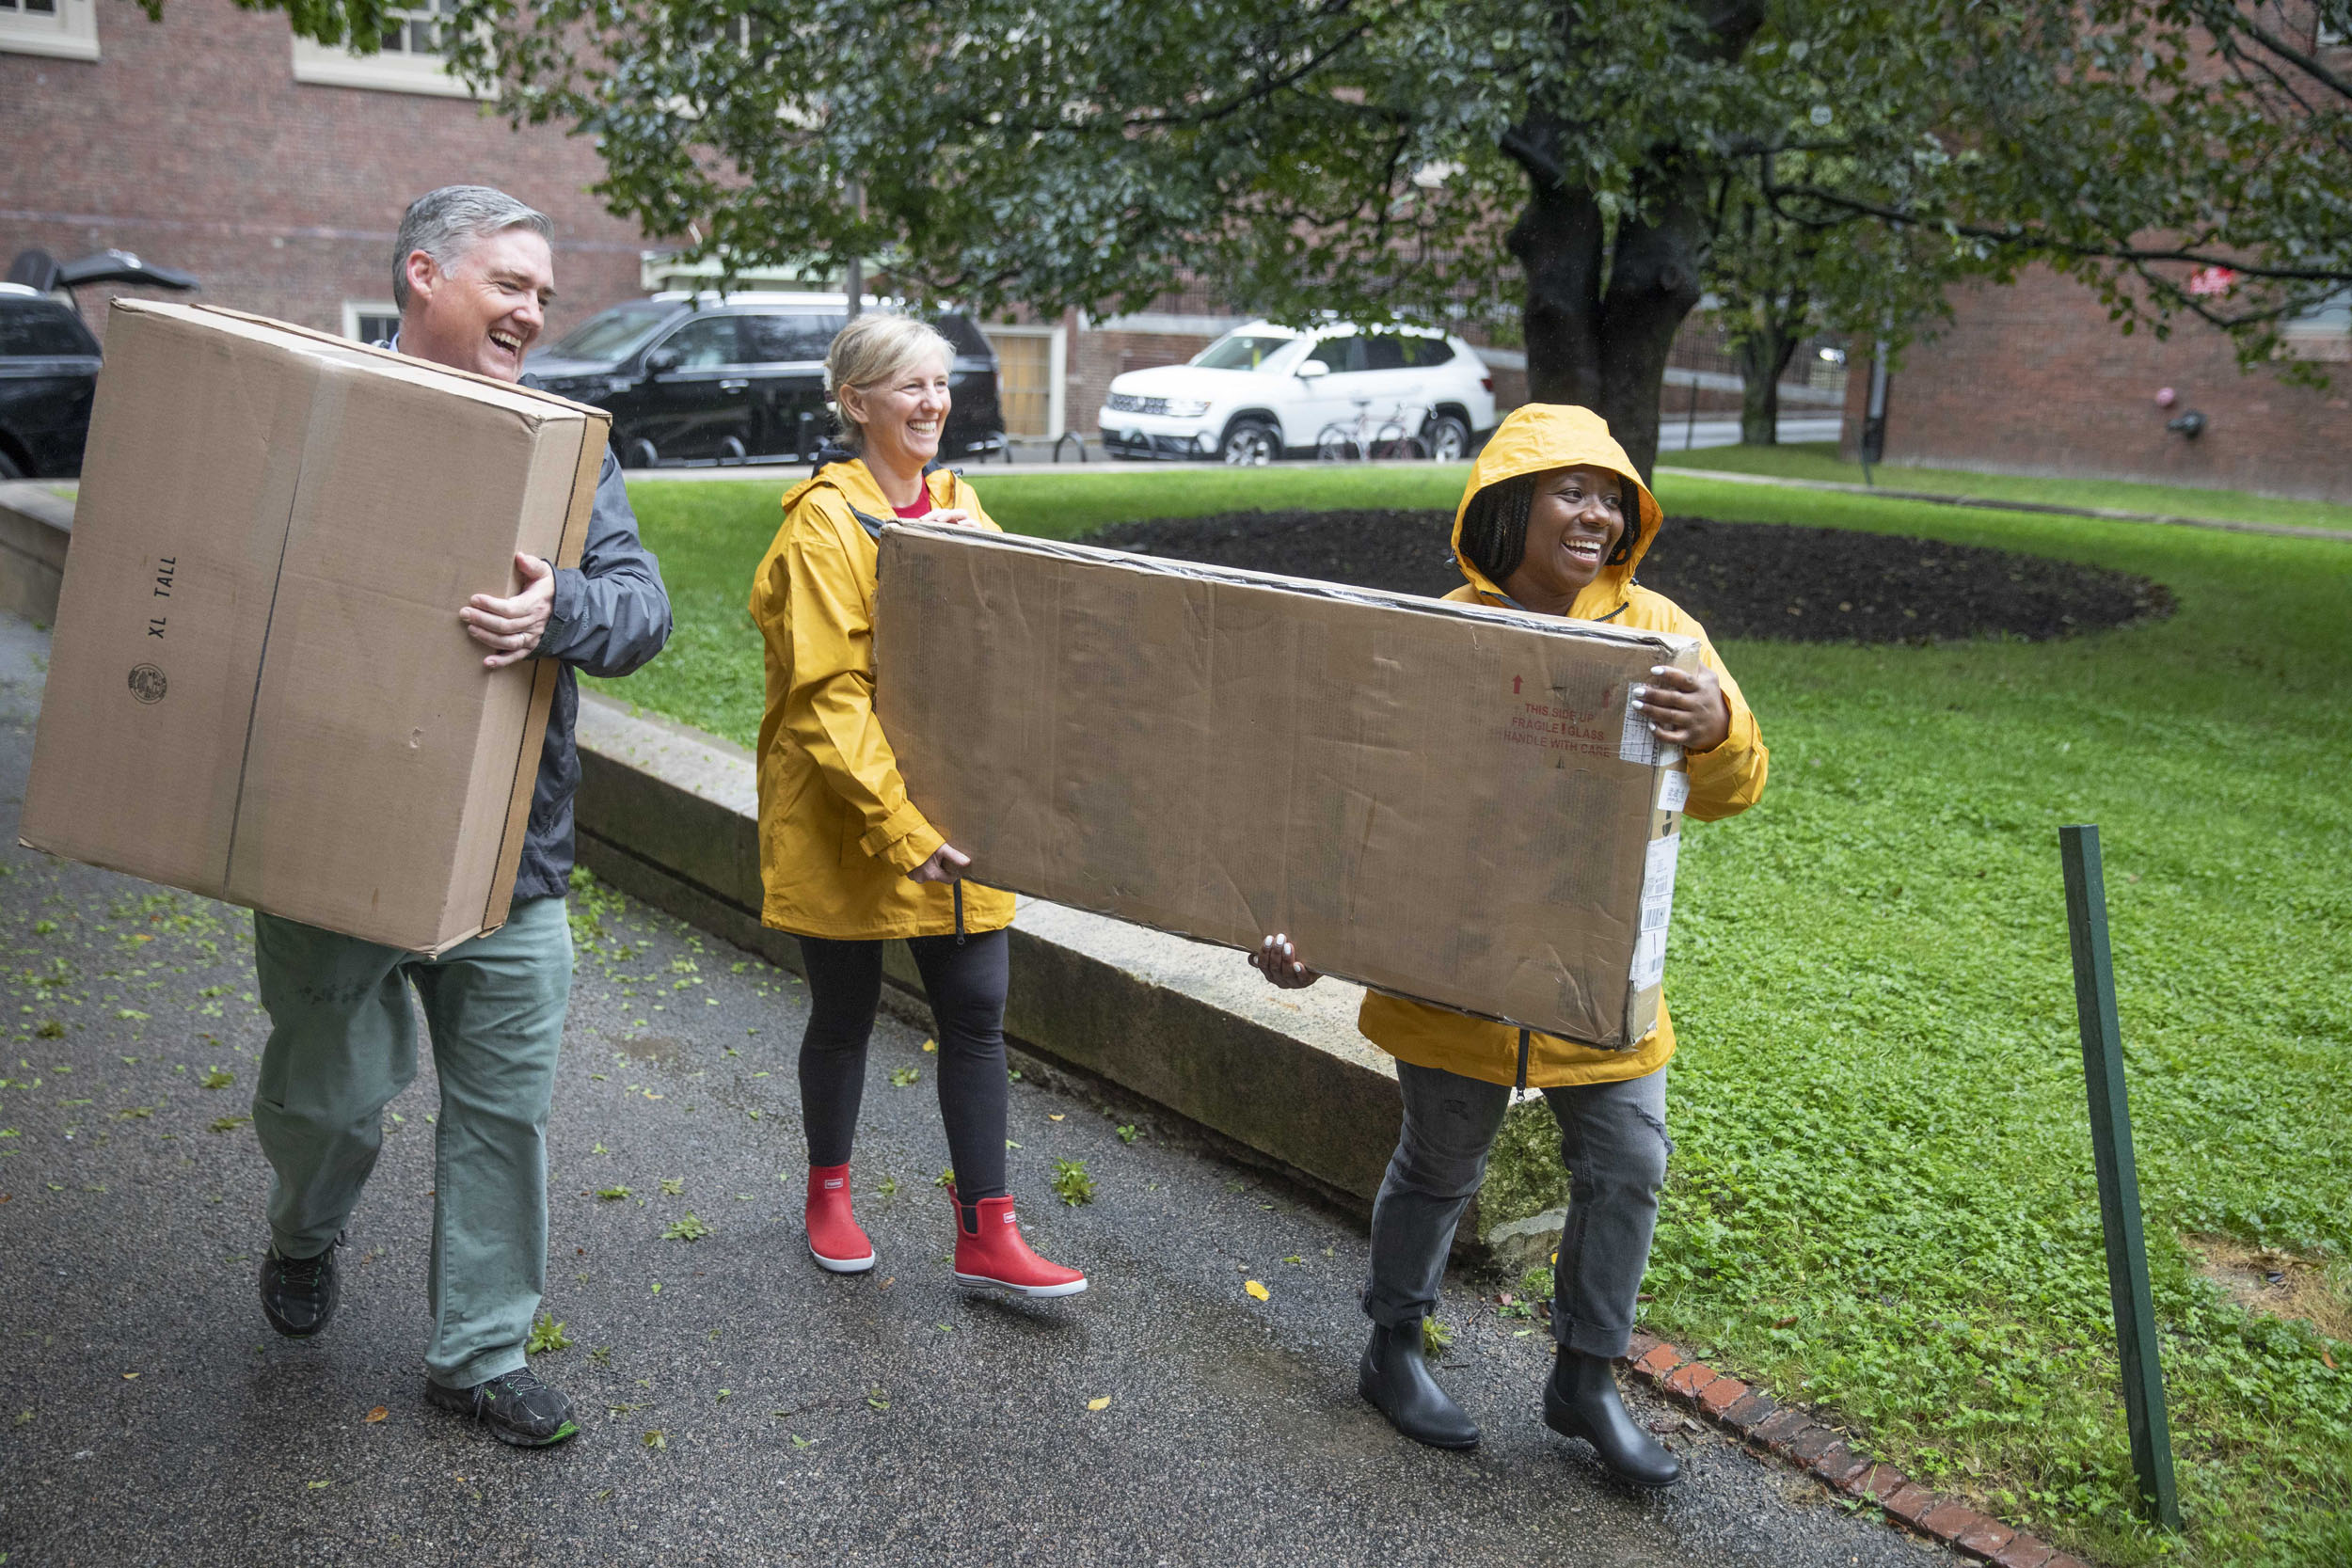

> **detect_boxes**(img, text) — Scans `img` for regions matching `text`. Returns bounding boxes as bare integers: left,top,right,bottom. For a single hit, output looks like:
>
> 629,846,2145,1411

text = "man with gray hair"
248,185,671,1447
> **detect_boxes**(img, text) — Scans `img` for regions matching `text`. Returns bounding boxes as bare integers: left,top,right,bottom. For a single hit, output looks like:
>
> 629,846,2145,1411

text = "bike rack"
1053,431,1089,464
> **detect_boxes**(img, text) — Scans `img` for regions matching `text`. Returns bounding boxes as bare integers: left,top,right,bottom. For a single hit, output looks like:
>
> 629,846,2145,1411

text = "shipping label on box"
873,523,1697,1048
20,302,607,953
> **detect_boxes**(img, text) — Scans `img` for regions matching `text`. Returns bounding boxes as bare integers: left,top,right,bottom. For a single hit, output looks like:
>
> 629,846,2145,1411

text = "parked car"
0,285,102,480
1096,320,1498,464
0,248,199,480
524,292,1005,467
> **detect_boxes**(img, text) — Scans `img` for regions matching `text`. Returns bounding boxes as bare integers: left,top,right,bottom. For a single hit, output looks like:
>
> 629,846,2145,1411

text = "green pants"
251,895,573,1388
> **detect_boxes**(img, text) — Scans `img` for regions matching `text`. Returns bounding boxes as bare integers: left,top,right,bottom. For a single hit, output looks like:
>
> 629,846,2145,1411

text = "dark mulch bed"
1088,509,2174,643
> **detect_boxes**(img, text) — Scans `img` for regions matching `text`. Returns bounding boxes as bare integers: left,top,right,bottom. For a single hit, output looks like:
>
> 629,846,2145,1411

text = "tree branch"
2190,0,2352,106
1118,12,1376,130
1500,126,1567,190
1761,176,2352,284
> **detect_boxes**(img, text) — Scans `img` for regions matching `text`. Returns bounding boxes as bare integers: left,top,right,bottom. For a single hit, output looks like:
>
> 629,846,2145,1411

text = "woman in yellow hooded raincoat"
748,312,1084,1300
1253,404,1767,1484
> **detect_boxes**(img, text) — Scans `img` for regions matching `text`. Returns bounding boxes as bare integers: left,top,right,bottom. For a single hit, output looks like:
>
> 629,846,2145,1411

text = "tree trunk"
1501,2,1772,484
1506,153,1709,483
1734,324,1801,445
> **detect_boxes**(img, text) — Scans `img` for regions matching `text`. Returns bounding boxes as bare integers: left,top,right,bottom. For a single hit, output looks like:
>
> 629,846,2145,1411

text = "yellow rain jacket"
1357,404,1769,1087
749,458,1018,941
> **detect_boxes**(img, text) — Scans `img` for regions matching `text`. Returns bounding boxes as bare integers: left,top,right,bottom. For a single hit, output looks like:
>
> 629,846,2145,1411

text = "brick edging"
1620,1333,2090,1568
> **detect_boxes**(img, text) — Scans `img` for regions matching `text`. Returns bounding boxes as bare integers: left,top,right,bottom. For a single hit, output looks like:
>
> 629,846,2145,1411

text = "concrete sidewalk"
0,612,1943,1568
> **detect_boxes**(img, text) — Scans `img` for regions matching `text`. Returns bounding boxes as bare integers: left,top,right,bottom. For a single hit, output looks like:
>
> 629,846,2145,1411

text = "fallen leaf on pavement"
1245,1280,1270,1302
364,1406,388,1424
1087,1396,1111,1411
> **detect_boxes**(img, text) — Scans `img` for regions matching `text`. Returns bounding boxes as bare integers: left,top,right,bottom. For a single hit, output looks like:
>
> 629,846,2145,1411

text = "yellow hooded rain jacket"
749,458,1019,942
1356,404,1769,1087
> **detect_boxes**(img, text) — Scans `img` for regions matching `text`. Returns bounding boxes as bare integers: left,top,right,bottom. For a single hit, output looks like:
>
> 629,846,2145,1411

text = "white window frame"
292,5,485,99
2280,286,2352,362
980,322,1068,438
0,0,100,62
342,302,404,344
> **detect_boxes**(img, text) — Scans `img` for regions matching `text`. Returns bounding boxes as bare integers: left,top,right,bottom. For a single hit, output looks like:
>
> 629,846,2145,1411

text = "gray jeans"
1364,1059,1671,1359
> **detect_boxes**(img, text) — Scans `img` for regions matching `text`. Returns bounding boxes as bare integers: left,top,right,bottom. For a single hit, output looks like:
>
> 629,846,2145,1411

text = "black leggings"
796,929,1009,1203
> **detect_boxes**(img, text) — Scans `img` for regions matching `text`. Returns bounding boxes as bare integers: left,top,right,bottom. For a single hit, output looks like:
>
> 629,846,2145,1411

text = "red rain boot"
804,1164,875,1274
947,1184,1088,1298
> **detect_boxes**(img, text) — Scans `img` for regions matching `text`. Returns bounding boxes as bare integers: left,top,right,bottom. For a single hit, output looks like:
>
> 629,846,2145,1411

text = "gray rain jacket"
518,447,672,900
379,335,670,903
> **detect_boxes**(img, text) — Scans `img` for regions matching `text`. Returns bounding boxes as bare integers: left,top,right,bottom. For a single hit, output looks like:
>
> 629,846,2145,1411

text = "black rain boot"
1544,1349,1681,1487
1359,1320,1480,1449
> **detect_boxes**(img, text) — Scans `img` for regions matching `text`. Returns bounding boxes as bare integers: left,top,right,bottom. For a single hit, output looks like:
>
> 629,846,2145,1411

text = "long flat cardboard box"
874,523,1696,1047
21,301,608,954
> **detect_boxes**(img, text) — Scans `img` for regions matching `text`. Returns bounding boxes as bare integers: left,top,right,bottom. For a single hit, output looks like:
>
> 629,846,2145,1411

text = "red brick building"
0,0,1827,454
1,0,646,347
1849,268,2352,505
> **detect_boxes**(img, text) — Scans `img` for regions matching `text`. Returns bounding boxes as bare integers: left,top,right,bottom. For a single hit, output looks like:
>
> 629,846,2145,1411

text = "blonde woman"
748,312,1085,1298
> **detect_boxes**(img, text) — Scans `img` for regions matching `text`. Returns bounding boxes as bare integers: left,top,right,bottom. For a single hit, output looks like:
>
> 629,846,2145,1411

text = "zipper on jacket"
952,879,966,947
1515,1027,1531,1094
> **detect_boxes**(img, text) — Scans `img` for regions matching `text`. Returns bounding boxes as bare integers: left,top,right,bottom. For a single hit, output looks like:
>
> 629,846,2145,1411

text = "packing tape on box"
1619,696,1683,768
1630,831,1680,991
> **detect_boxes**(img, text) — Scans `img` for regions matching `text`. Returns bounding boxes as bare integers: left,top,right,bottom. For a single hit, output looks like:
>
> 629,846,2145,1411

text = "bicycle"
1315,401,1439,462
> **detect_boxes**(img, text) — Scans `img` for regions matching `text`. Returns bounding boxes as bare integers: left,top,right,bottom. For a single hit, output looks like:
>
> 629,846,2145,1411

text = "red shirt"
892,496,931,520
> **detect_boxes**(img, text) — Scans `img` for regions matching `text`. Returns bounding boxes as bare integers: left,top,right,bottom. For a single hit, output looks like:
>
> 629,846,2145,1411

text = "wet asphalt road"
0,612,1947,1567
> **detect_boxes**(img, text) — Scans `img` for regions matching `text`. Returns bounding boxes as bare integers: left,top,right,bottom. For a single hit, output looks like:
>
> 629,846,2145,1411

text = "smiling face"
397,226,555,383
839,349,953,475
1499,464,1629,611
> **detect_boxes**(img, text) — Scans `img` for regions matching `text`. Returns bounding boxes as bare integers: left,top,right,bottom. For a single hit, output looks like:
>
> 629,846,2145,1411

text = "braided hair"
1458,471,1646,582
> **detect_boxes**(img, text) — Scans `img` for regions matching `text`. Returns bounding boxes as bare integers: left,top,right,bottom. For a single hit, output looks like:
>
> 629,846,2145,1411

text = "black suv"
0,285,103,480
525,293,1005,467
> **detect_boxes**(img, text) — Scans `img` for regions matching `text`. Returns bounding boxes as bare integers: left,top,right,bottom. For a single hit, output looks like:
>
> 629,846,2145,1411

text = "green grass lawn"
606,466,2350,1567
1668,440,2352,533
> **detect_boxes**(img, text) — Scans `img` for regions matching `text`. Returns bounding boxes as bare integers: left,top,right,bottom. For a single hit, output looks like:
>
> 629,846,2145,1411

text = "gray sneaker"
257,1235,342,1338
425,1367,580,1447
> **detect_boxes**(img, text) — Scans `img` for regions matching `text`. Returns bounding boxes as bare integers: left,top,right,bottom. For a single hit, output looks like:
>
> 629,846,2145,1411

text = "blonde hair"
825,313,955,451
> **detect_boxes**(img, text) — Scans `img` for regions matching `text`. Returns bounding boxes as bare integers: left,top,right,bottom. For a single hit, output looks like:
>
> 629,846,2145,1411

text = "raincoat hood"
1452,404,1663,610
780,455,956,532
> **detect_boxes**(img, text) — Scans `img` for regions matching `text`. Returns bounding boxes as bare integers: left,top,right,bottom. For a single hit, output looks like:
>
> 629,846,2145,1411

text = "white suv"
1096,320,1498,464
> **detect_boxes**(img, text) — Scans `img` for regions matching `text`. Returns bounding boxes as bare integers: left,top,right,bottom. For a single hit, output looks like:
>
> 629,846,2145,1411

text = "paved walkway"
0,613,1944,1568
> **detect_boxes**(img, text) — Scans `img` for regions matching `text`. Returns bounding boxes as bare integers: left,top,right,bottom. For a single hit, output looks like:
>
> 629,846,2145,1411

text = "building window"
2280,287,2352,362
0,0,100,61
292,1,484,98
343,302,403,345
981,323,1068,438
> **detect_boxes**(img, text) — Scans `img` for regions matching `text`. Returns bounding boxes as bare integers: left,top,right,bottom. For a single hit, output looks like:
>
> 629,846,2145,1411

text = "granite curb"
1618,1331,2087,1568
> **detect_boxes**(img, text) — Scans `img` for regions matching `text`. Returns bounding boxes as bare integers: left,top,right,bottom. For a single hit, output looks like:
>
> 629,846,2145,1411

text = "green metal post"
2058,824,2182,1530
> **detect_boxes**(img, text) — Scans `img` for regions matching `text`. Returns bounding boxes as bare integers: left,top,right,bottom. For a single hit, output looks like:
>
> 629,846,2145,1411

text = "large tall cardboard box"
20,301,608,953
874,524,1697,1048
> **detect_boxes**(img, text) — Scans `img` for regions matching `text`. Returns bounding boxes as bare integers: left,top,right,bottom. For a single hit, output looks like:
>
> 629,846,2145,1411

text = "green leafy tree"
1704,168,1954,445
181,0,2351,477
1761,1,2352,381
